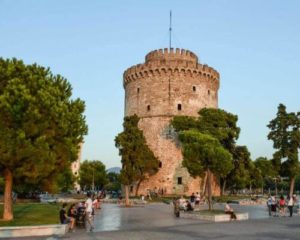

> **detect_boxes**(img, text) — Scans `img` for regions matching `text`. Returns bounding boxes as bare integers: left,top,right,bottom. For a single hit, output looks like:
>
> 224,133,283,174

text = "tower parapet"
123,48,219,90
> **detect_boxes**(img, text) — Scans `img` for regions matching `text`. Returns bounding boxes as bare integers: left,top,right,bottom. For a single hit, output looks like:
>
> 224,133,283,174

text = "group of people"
267,194,298,217
177,192,204,211
59,192,101,232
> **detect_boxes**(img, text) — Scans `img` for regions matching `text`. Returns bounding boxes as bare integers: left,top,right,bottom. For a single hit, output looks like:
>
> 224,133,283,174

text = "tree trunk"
289,176,295,197
3,168,13,220
201,172,207,197
207,169,213,211
124,185,130,207
135,180,142,197
221,179,227,196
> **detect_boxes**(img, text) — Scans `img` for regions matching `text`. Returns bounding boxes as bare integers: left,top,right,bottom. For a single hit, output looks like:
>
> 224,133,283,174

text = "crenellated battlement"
145,48,198,64
123,49,219,89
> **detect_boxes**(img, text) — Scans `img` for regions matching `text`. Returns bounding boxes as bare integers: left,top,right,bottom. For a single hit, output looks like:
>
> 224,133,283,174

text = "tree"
79,160,107,191
105,172,121,192
179,130,232,210
115,115,159,206
226,146,252,191
254,157,277,193
267,104,300,197
0,58,88,220
172,108,240,195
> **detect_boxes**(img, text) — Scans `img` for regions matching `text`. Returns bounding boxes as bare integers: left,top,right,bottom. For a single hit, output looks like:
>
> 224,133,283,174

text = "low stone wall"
0,224,68,238
180,212,249,222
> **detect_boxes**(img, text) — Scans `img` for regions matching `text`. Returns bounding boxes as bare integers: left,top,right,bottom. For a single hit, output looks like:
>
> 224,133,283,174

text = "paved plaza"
19,203,300,240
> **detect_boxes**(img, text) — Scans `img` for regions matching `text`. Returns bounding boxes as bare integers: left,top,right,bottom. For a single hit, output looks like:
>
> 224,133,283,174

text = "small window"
147,105,151,111
159,161,162,168
137,88,140,93
208,90,210,95
193,86,196,92
177,104,182,111
75,172,78,175
177,177,182,185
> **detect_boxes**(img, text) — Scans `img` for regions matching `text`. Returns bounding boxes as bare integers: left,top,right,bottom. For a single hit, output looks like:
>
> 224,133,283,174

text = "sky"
0,0,299,169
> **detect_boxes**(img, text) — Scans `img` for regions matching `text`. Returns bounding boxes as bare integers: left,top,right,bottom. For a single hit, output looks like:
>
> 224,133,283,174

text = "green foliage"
226,146,252,190
172,108,241,193
79,160,107,190
254,157,277,179
0,58,88,191
267,104,300,179
179,130,233,177
115,115,159,186
105,172,121,192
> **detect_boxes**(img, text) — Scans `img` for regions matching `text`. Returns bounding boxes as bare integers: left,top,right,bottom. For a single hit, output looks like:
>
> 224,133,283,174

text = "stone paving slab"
8,203,300,240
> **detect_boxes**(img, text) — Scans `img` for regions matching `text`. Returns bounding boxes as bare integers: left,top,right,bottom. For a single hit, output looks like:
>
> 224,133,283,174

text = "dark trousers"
267,205,272,216
288,206,293,217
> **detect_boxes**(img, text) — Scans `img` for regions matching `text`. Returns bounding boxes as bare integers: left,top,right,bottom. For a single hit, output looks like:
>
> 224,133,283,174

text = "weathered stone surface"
123,48,220,196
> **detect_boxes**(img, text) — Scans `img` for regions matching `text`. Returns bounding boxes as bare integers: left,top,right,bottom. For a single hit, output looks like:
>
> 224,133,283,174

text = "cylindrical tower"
123,48,220,196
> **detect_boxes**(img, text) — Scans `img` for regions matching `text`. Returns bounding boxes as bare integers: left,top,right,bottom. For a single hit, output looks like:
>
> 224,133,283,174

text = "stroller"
76,206,86,227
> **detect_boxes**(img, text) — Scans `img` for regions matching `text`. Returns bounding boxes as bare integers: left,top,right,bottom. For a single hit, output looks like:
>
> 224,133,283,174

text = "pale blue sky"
1,0,299,168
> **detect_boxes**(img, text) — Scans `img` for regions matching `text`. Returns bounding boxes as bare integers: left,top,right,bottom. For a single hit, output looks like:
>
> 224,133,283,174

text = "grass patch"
0,203,62,227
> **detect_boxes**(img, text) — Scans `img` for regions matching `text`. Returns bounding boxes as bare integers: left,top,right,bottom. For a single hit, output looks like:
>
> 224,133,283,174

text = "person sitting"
186,200,194,211
179,196,186,210
59,203,75,232
224,203,237,220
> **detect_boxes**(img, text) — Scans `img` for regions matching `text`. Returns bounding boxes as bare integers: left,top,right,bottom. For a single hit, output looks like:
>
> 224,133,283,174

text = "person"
271,195,278,217
59,203,75,232
173,198,180,217
85,193,94,232
179,196,186,210
67,203,77,232
287,195,294,217
267,195,272,216
278,195,285,216
186,200,193,211
190,193,196,207
224,203,237,220
195,192,200,206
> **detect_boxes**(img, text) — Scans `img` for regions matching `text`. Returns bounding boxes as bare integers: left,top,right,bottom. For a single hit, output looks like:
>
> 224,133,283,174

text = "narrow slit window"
177,177,182,185
159,161,162,168
193,86,196,92
177,104,182,111
208,90,210,95
147,105,151,111
137,88,140,93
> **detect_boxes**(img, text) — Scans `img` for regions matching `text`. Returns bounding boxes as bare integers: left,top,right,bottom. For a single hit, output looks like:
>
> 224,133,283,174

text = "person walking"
85,193,94,231
267,195,272,216
287,195,294,217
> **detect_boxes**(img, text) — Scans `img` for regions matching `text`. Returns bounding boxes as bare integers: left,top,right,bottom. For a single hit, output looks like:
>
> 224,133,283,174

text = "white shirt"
85,198,93,212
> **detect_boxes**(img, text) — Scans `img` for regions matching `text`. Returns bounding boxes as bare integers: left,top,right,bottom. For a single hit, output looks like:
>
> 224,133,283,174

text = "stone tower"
123,48,220,196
